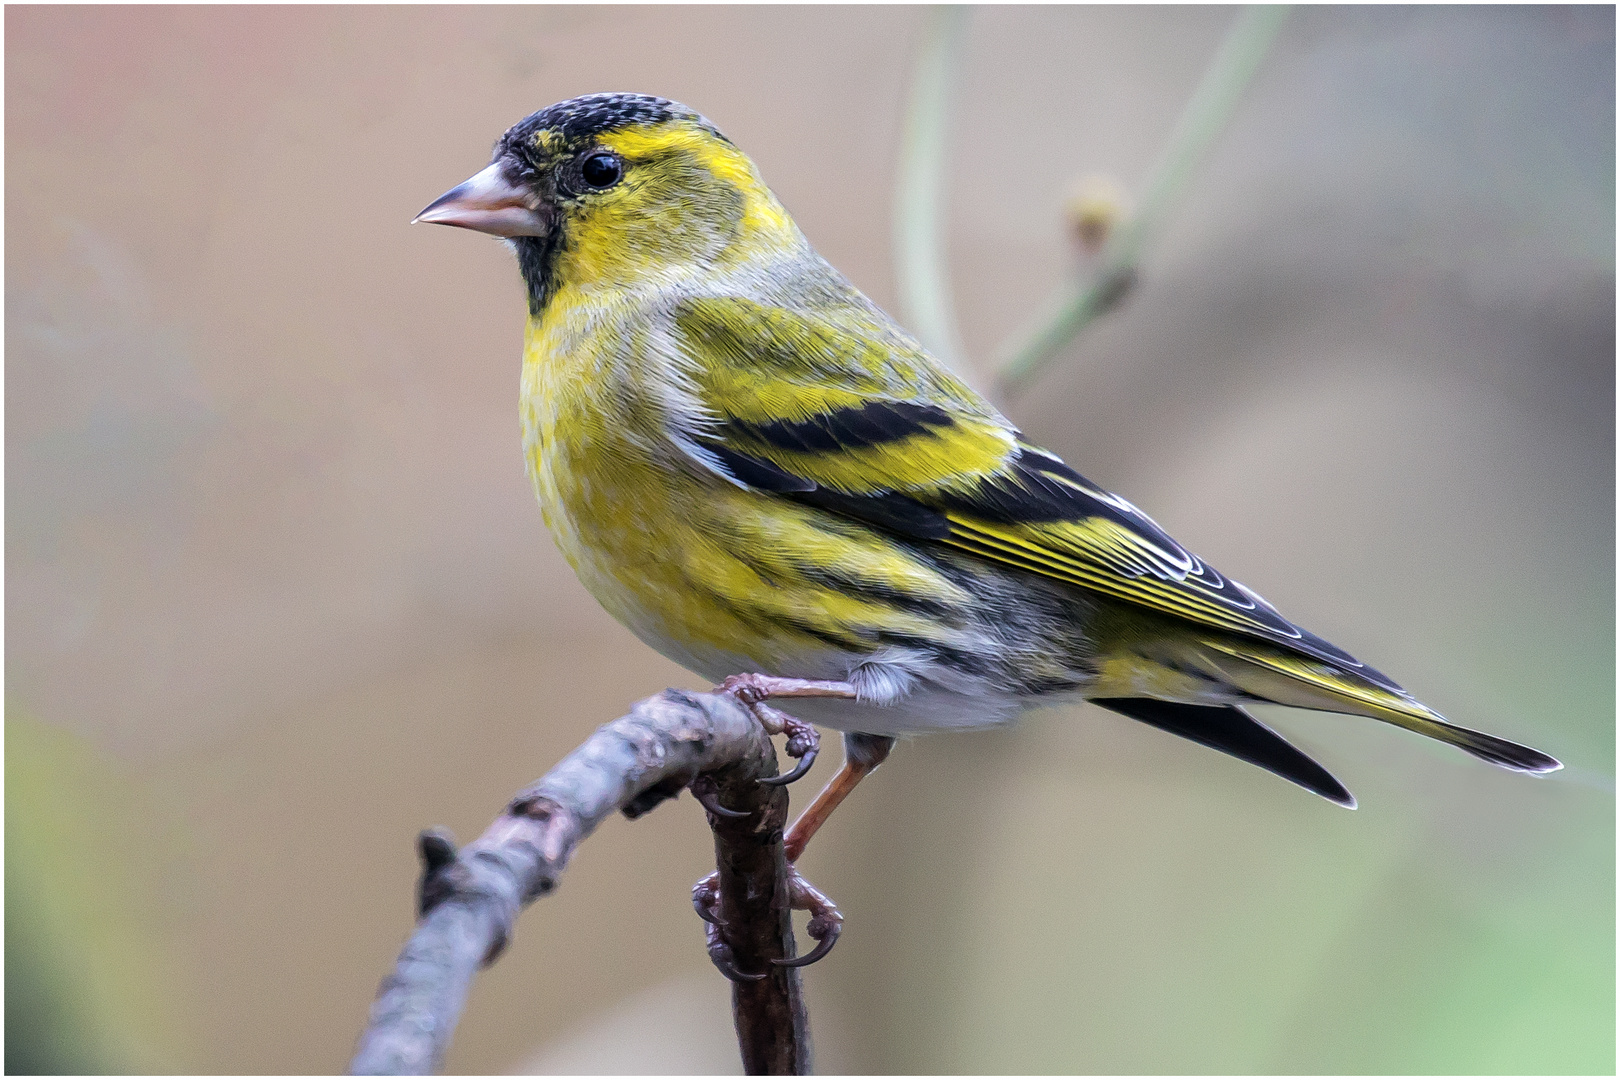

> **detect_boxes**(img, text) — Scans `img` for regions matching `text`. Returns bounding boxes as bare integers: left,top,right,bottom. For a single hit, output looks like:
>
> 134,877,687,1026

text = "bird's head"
416,93,797,313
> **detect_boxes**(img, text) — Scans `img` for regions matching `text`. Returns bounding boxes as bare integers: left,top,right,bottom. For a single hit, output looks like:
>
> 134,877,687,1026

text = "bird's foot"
717,674,853,787
777,866,842,968
693,871,764,982
692,865,843,979
756,706,820,786
692,675,859,978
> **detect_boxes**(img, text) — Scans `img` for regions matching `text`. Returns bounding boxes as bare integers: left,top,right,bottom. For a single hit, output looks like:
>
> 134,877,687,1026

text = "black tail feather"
1094,697,1356,808
1436,721,1563,774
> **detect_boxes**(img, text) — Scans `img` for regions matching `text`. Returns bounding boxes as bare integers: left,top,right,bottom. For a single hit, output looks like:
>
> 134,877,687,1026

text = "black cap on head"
498,93,727,156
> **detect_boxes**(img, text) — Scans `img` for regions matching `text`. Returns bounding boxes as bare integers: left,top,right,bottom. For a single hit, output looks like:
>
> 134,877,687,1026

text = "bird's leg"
718,672,862,703
783,732,894,861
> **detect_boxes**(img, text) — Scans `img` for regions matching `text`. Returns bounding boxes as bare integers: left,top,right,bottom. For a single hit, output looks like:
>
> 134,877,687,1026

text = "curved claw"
707,923,767,983
692,871,723,925
692,892,722,925
772,919,840,968
758,744,818,787
690,778,749,819
716,959,767,984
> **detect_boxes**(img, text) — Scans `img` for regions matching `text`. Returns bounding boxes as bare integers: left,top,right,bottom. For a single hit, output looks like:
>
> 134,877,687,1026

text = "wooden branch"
705,755,812,1073
349,688,811,1075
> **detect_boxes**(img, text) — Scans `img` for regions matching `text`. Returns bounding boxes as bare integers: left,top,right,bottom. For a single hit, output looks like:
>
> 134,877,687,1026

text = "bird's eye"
580,152,623,189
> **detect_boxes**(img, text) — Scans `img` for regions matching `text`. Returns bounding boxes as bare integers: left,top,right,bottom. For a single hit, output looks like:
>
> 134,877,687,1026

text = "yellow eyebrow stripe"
598,123,792,237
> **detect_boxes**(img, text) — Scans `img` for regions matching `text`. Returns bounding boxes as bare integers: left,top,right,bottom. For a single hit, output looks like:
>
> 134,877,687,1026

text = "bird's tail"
1193,637,1562,775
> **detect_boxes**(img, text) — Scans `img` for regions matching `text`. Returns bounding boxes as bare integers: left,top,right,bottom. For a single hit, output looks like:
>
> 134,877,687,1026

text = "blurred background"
6,4,1613,1074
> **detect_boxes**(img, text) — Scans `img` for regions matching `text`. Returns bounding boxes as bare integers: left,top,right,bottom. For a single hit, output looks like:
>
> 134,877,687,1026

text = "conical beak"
413,162,548,237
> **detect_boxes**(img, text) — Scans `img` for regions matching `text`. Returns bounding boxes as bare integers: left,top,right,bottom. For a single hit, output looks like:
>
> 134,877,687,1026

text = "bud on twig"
1064,173,1132,256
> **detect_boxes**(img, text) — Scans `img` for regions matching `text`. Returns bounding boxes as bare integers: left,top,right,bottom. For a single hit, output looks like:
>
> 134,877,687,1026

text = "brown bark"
349,688,811,1075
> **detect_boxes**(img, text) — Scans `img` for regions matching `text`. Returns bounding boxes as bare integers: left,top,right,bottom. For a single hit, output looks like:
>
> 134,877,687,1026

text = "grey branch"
349,688,811,1075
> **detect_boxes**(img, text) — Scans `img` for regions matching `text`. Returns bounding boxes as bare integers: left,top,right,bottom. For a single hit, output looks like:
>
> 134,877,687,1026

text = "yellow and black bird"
417,93,1559,964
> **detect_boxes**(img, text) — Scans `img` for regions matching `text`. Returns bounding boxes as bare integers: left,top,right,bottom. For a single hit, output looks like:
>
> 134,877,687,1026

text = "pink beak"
414,162,548,237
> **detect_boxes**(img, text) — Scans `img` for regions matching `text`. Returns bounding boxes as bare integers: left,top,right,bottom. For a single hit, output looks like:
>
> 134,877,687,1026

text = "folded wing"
671,296,1400,688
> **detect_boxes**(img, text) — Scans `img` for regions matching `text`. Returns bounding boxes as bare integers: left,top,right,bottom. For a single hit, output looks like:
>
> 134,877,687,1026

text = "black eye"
580,152,623,189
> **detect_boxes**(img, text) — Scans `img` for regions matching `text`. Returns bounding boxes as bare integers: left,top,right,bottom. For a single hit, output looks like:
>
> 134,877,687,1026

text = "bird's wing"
670,296,1399,689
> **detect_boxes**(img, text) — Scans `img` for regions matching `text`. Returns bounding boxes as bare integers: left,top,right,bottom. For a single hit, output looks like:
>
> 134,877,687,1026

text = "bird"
415,92,1560,970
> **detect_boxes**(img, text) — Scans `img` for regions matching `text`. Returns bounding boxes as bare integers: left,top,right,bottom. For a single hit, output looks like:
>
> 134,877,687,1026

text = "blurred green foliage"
6,710,182,1073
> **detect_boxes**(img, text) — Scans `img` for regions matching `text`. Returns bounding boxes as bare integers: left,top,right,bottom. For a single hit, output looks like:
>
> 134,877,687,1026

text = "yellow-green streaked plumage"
424,92,1559,806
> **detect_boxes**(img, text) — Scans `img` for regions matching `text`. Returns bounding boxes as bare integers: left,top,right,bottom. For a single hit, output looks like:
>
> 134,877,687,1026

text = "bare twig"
706,767,812,1073
995,4,1291,395
349,688,810,1075
894,4,975,385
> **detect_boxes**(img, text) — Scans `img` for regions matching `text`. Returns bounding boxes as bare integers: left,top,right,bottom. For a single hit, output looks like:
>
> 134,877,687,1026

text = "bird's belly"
528,420,965,682
530,451,763,668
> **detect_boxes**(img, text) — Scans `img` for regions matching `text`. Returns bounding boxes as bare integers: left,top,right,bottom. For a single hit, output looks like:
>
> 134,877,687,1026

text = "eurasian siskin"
416,92,1558,858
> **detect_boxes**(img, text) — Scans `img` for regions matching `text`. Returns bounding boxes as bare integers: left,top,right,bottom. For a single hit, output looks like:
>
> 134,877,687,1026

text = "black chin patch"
512,233,561,317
